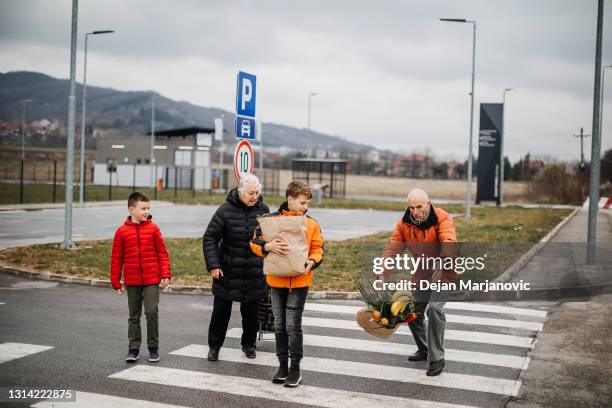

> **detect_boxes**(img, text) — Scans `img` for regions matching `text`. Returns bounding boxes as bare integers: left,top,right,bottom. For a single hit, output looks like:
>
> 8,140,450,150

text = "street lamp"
500,88,513,206
150,95,159,191
440,17,477,220
307,92,318,131
21,99,33,160
79,29,114,204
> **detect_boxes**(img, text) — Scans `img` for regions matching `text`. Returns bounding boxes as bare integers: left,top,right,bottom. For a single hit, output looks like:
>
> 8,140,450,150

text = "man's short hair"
407,188,429,203
286,180,312,199
128,192,150,208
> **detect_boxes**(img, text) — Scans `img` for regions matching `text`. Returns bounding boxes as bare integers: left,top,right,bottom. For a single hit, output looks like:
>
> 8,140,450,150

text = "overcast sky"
1,0,611,161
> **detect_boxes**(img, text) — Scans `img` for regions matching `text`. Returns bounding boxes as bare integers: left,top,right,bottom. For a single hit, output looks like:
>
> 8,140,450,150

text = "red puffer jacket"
110,216,171,289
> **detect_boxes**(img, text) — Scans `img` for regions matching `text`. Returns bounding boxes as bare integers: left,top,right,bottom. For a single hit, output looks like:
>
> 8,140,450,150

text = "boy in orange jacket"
250,181,323,387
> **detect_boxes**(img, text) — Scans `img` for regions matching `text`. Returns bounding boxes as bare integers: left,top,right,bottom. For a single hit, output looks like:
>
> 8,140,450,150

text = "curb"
493,207,580,284
0,200,174,212
0,264,361,300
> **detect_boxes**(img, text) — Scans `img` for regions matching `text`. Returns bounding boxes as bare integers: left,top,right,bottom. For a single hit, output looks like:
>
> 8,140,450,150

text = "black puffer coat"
203,188,270,302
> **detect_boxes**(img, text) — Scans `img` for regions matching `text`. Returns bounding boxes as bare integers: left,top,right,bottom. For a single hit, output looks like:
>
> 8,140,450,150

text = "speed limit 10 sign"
234,139,254,181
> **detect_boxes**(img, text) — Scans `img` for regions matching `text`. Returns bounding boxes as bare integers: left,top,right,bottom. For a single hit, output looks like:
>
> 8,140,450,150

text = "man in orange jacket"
383,188,456,377
251,181,324,388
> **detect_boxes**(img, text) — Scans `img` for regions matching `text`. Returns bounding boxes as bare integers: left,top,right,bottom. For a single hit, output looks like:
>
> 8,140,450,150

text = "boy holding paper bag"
250,181,324,388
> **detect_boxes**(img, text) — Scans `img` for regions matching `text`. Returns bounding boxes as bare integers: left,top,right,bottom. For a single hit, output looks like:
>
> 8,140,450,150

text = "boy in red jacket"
110,192,171,363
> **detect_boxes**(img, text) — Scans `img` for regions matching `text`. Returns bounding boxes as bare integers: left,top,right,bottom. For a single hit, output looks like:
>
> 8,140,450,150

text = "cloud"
0,0,611,161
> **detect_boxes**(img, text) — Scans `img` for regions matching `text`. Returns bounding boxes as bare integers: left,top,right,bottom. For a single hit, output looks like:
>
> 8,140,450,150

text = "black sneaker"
148,348,160,362
284,364,302,387
207,348,219,361
272,362,288,383
125,349,139,362
426,359,445,376
242,345,256,359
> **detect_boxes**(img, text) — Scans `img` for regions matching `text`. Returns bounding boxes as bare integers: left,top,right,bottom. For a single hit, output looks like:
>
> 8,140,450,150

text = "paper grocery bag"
355,308,399,340
258,215,308,277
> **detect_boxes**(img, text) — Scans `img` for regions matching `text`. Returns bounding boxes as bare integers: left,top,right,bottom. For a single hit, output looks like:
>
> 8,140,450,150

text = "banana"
391,290,412,302
390,301,399,315
391,300,409,316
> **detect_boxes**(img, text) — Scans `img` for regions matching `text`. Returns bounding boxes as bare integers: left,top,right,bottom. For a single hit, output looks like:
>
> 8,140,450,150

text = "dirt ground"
279,169,528,202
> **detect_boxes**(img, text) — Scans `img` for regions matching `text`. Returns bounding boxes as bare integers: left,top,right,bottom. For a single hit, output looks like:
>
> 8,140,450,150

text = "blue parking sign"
235,115,256,140
236,71,256,118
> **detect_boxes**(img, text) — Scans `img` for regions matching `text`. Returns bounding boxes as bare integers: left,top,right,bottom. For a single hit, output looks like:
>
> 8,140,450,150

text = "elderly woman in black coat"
203,174,270,361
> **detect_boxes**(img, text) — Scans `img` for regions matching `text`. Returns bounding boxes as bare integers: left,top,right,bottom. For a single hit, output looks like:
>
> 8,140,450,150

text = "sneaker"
207,348,219,361
148,348,160,362
125,349,139,362
284,364,302,388
272,362,288,383
242,345,256,359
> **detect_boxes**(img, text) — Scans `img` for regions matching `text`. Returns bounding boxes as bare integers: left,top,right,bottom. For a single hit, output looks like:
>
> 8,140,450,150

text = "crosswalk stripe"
301,316,536,348
305,303,544,331
0,342,53,365
110,365,478,408
227,328,529,369
444,302,547,318
32,391,188,408
171,344,522,396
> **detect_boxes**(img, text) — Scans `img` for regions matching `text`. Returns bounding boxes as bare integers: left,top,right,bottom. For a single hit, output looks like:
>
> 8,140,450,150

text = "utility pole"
586,0,604,265
573,127,591,170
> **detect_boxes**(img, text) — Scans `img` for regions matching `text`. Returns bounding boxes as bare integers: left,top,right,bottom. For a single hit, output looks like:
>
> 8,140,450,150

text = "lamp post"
150,95,158,191
307,92,318,131
500,88,513,206
21,99,33,160
79,30,114,204
62,0,78,249
587,0,604,265
440,18,476,220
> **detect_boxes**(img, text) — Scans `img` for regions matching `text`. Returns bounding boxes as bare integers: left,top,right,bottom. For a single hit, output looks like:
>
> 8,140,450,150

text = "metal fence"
0,159,281,204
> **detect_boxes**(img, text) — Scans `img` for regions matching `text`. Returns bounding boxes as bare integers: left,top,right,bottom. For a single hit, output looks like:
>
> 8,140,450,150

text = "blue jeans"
270,287,309,364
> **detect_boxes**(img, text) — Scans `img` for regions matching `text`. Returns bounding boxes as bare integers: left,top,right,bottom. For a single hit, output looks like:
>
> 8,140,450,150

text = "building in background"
94,126,215,190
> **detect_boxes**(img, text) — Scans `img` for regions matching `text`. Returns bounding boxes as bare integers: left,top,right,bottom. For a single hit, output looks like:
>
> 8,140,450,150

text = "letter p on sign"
241,79,252,111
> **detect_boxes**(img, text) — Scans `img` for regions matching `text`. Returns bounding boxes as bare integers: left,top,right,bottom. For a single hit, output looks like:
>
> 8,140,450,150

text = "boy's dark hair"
128,192,150,208
286,180,312,199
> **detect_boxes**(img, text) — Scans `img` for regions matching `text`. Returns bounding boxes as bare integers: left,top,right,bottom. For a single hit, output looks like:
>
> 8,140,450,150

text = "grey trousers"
127,285,159,350
407,288,447,362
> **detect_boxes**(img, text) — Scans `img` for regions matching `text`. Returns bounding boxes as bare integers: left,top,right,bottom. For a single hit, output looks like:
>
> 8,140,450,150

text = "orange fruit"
380,317,389,326
371,310,382,322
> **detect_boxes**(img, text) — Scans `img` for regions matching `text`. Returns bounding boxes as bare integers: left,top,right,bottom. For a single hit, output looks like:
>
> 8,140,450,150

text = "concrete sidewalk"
510,209,612,292
508,209,612,407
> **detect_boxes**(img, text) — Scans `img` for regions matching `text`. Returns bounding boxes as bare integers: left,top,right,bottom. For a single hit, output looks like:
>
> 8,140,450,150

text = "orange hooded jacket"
383,205,457,283
250,202,324,289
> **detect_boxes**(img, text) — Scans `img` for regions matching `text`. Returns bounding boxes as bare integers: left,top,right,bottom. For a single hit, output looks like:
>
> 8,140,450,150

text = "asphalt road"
0,273,553,408
0,203,402,249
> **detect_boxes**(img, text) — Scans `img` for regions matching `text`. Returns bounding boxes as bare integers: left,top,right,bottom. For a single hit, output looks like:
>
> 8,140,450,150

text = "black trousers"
208,296,259,349
270,287,309,364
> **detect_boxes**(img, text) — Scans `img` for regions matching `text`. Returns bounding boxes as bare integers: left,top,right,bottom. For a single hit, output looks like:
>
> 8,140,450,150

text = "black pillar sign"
476,103,503,204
